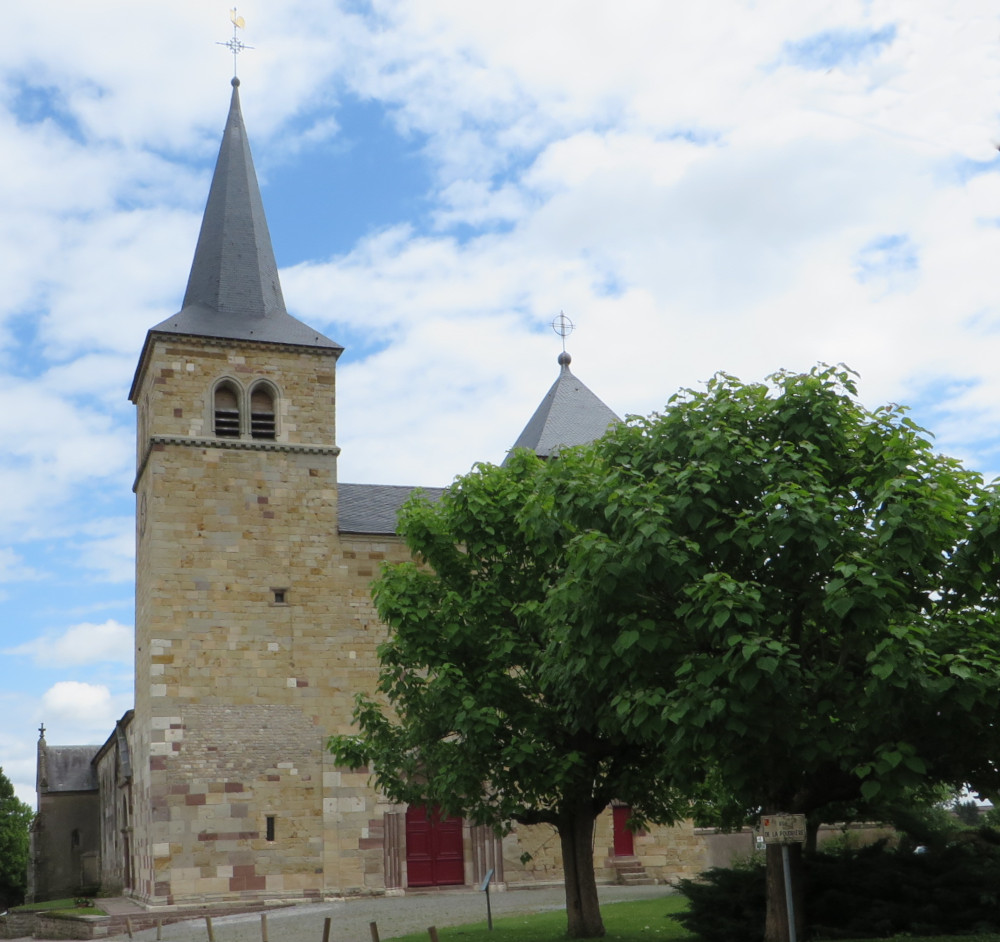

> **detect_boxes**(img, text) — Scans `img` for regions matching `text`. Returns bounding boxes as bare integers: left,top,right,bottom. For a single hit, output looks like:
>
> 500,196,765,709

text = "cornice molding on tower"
132,435,341,492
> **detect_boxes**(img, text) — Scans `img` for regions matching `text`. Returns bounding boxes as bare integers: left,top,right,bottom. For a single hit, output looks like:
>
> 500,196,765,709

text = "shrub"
676,829,1000,941
953,799,982,827
674,860,766,942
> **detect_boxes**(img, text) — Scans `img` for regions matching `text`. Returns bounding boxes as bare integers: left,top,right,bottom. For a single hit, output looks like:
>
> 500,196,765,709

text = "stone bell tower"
127,77,347,904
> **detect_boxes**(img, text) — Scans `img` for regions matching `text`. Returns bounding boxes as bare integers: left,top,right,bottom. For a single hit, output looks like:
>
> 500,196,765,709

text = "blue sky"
2,0,1000,806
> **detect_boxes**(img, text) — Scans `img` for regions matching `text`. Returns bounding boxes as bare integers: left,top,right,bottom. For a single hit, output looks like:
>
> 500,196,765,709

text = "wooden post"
260,913,268,942
428,928,440,942
125,917,134,939
321,916,331,942
156,918,163,941
206,916,215,942
369,921,380,942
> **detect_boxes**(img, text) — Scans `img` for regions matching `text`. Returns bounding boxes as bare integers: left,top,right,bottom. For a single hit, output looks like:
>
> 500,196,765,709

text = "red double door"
405,805,465,886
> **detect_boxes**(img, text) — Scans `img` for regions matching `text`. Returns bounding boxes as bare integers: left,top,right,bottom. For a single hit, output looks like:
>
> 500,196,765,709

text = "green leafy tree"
329,452,685,939
0,766,33,910
524,367,1000,942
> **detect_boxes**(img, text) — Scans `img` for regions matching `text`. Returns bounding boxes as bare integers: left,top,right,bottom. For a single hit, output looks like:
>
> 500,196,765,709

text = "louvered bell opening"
250,387,276,440
214,385,240,438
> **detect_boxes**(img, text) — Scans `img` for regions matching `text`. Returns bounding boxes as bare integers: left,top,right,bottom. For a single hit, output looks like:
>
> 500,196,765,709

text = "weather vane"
217,8,253,77
551,311,575,353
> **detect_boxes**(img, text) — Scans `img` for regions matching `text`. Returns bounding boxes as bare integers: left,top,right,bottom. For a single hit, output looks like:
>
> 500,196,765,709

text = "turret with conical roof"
507,350,620,461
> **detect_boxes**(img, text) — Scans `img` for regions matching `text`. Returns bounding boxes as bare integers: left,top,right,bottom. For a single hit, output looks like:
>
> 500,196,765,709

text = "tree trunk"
804,816,820,856
558,807,605,939
764,842,805,942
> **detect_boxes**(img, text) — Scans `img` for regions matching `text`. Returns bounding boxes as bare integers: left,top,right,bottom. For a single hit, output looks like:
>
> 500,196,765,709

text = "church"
29,78,711,906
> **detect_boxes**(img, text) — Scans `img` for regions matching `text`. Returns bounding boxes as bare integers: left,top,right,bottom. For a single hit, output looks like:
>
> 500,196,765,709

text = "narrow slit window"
214,384,241,438
250,387,276,440
266,815,276,842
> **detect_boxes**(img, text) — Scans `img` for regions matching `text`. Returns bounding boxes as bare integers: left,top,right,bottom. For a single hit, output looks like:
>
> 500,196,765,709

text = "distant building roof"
507,351,620,461
41,745,99,793
338,483,445,535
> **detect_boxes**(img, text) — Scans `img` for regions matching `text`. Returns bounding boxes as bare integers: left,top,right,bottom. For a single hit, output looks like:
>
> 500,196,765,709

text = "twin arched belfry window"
213,380,277,440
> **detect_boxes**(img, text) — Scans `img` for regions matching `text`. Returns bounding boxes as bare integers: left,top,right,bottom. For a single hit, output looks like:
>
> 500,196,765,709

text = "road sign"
759,814,807,844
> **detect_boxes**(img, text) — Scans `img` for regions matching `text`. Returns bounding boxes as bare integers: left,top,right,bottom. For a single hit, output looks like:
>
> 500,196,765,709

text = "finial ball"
232,76,241,87
558,351,572,367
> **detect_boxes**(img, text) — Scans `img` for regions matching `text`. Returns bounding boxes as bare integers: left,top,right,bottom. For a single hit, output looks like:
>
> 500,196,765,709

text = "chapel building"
30,79,709,905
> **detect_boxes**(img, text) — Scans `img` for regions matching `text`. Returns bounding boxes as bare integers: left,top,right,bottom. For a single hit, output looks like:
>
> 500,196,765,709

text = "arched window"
214,382,241,438
250,385,277,440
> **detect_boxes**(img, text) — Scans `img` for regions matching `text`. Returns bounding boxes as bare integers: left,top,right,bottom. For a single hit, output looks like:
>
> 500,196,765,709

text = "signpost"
480,867,495,930
760,814,807,844
759,814,806,942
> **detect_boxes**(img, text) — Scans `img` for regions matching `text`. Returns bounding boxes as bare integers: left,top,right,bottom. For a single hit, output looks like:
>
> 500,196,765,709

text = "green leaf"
860,780,882,802
620,628,642,651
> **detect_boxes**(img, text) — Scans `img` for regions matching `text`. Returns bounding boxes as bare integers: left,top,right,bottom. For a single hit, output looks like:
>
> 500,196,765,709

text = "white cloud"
74,519,135,584
7,621,133,668
0,548,42,584
0,381,133,542
40,681,130,738
3,0,1000,826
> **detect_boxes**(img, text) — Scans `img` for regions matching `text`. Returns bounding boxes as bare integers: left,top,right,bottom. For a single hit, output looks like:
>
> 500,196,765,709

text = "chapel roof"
506,351,620,461
143,79,340,353
40,745,99,793
338,483,446,535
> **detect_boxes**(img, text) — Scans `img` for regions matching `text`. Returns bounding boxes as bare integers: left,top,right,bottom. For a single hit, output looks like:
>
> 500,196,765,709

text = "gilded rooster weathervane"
217,8,253,77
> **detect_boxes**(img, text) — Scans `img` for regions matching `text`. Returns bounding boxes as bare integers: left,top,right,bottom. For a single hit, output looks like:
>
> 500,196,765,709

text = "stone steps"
612,858,656,886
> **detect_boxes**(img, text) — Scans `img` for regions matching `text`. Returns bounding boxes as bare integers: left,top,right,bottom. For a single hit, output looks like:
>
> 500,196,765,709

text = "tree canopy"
329,450,684,939
0,766,33,910
522,366,1000,941
332,365,1000,942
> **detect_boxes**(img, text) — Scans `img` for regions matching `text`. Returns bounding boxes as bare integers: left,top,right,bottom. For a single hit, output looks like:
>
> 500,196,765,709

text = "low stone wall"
0,912,108,941
1,912,36,939
1,902,292,941
697,821,898,870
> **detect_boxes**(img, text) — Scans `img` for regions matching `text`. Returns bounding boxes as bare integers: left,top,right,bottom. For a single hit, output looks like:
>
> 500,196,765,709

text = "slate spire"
149,78,340,350
507,351,620,461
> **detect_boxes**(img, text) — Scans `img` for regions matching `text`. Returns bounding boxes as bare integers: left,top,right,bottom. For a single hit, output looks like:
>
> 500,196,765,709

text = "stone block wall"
131,336,351,904
500,813,709,888
30,792,101,902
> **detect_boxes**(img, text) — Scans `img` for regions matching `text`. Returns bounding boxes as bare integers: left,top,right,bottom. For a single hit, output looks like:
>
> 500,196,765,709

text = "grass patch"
386,894,695,941
380,894,1000,942
9,897,106,916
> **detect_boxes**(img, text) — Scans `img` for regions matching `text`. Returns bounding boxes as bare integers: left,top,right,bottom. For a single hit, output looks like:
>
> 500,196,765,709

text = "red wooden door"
406,805,465,886
612,806,635,857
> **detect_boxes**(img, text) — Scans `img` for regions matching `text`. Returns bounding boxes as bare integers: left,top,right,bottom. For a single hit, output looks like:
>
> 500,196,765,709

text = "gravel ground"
121,884,672,942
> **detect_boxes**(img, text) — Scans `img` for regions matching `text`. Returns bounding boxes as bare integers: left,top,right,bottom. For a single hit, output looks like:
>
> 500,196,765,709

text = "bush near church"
677,829,1000,941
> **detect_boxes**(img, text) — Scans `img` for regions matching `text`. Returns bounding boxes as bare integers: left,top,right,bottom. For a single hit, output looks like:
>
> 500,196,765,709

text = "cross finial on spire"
217,8,253,78
551,311,574,366
39,723,46,741
552,311,574,351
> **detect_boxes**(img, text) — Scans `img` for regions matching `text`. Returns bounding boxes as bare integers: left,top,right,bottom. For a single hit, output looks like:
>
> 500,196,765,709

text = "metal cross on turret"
551,311,575,354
